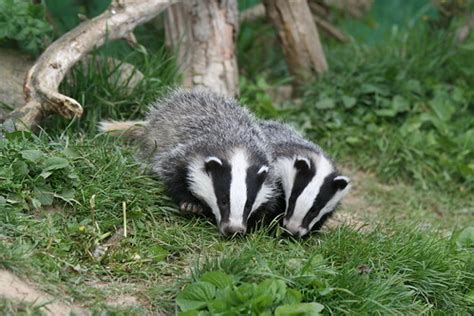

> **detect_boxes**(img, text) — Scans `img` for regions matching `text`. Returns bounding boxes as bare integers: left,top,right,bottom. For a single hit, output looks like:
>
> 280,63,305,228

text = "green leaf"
283,288,302,305
391,95,409,113
346,136,361,145
455,227,474,248
40,171,53,179
12,161,28,176
21,149,43,162
275,303,324,316
342,96,356,109
257,279,287,302
315,98,335,110
200,271,233,289
62,148,80,159
176,282,216,311
31,198,42,209
55,189,76,203
35,191,54,206
148,245,169,262
43,156,69,171
428,98,455,122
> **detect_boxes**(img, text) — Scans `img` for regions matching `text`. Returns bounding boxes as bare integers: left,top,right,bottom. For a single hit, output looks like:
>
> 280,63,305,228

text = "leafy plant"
176,271,324,315
0,0,53,55
0,130,78,211
295,24,474,192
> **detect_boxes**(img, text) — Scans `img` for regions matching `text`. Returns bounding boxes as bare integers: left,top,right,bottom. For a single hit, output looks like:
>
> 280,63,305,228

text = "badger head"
188,148,275,236
276,153,351,237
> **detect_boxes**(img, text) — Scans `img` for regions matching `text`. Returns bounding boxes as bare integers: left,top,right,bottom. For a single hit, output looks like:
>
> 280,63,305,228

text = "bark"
165,0,239,97
262,0,328,85
6,0,173,130
323,0,373,18
239,3,348,43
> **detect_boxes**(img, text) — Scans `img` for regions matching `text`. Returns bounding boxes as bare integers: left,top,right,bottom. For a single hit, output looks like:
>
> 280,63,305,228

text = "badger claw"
179,202,203,214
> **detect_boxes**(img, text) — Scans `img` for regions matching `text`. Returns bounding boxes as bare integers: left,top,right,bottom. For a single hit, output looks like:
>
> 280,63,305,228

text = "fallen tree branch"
313,15,349,43
6,0,173,129
239,3,349,43
239,3,266,23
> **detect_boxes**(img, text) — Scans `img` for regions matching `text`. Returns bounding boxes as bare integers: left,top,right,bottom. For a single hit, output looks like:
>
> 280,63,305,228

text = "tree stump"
164,0,239,97
262,0,328,85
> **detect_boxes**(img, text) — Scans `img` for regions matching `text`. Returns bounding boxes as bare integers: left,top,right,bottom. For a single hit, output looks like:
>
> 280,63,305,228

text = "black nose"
220,223,246,236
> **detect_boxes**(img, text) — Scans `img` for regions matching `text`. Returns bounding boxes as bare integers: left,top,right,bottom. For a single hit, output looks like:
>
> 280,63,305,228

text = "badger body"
100,89,275,235
259,120,351,237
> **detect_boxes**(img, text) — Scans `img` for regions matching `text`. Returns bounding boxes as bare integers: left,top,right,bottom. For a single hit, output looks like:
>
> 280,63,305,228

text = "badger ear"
257,165,269,180
257,165,269,175
294,156,311,171
205,156,222,174
334,176,350,191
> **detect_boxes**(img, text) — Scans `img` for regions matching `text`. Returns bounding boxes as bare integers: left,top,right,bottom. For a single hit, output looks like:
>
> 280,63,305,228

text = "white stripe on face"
188,159,221,223
307,182,352,232
229,149,249,226
285,155,334,230
251,183,274,214
275,157,298,210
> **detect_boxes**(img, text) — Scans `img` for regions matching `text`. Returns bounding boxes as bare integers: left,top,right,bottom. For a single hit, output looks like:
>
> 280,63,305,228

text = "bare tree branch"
239,3,349,43
7,0,174,129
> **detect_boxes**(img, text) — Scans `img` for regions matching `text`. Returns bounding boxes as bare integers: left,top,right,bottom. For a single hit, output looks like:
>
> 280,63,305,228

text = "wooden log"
262,0,328,85
164,0,239,97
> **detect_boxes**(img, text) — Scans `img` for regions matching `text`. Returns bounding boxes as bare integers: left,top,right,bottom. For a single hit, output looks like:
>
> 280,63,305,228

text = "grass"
0,131,473,314
1,0,473,314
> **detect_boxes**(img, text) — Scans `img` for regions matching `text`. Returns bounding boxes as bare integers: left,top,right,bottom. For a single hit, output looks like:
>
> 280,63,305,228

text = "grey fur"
144,89,271,177
258,120,324,159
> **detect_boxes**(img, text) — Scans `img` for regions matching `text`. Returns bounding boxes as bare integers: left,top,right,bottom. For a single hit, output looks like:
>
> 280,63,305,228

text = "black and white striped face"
276,155,351,237
188,149,274,236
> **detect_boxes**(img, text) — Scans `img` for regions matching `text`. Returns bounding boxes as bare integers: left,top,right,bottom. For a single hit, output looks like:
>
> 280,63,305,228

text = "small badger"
100,89,276,236
259,120,351,237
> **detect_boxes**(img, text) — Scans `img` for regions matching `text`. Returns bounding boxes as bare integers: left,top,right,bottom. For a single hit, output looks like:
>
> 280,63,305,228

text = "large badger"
259,120,351,237
100,89,276,236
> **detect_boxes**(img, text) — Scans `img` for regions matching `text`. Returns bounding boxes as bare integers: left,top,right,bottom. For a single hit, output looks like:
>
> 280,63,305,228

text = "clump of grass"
185,225,474,315
43,47,178,134
0,298,44,316
1,131,473,314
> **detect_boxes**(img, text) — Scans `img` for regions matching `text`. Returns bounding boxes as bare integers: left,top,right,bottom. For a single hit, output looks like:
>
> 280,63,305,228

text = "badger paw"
179,201,204,215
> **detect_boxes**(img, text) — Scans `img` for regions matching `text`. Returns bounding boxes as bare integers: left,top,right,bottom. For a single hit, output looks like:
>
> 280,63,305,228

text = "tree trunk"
164,0,239,97
262,0,328,85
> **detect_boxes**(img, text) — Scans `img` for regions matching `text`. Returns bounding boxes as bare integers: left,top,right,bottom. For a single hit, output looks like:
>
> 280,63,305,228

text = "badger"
100,89,276,236
259,120,351,237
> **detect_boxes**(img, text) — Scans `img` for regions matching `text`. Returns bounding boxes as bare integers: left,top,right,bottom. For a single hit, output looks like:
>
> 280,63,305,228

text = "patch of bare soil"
0,270,87,316
325,167,380,231
86,280,146,309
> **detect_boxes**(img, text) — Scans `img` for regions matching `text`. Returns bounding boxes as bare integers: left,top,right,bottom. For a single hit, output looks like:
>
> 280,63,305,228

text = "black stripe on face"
285,160,316,220
207,161,232,223
243,166,267,222
301,172,338,229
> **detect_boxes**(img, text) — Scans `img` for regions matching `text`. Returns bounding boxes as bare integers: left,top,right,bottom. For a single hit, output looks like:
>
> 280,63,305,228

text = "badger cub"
259,121,351,237
100,89,275,236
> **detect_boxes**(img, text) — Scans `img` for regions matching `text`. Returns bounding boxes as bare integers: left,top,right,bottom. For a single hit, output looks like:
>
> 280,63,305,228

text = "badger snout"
283,219,308,237
219,221,246,236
